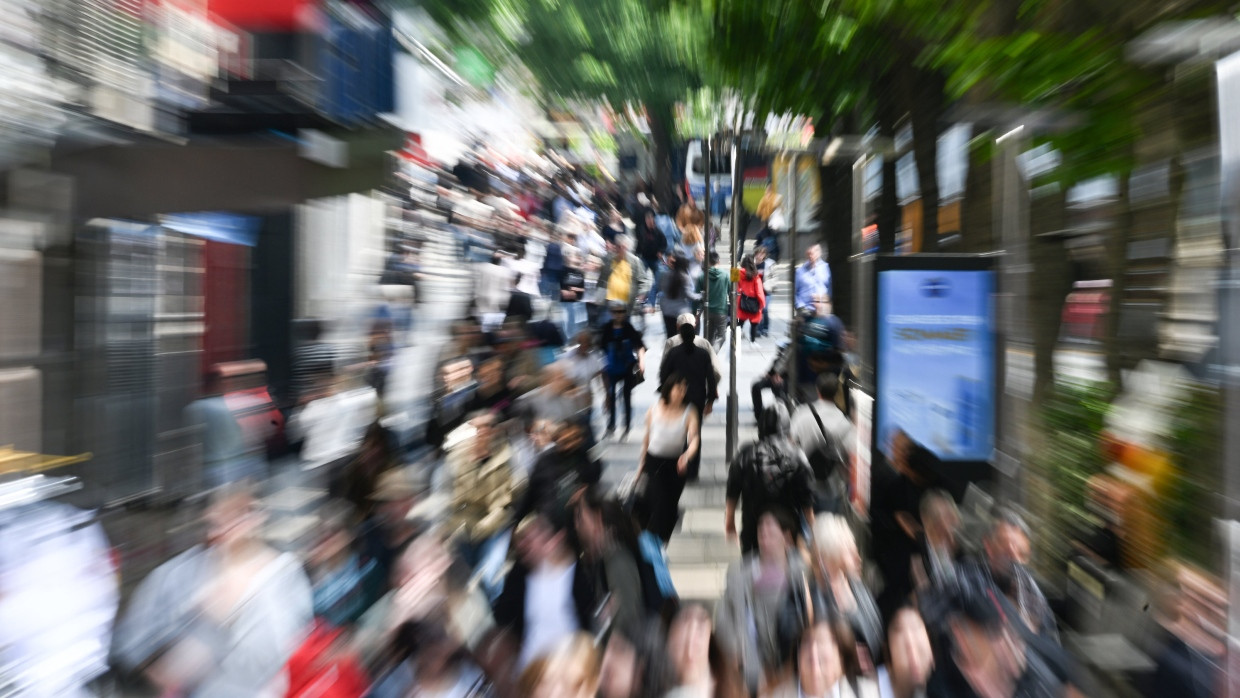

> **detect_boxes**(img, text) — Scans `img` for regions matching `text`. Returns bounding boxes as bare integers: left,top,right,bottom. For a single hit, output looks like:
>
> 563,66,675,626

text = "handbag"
739,294,760,314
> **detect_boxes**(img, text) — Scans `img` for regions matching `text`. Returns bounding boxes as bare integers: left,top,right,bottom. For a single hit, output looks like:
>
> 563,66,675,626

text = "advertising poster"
876,265,995,462
851,389,874,518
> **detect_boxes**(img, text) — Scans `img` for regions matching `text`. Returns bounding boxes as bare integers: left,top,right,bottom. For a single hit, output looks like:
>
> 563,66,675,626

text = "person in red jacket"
736,254,766,344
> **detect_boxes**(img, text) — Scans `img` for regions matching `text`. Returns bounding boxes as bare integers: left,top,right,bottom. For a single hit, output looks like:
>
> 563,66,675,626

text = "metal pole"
727,138,741,462
702,136,711,336
787,154,799,400
703,136,712,250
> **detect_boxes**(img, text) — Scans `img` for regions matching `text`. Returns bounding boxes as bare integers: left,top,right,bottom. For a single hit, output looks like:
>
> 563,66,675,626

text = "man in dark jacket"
493,508,599,670
516,420,601,523
659,315,718,481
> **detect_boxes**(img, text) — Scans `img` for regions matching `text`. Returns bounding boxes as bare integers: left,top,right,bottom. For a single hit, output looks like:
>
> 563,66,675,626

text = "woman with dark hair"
573,490,646,639
665,604,747,698
636,373,700,544
659,252,700,340
737,254,767,344
368,620,493,698
764,616,880,698
337,421,398,517
599,620,675,698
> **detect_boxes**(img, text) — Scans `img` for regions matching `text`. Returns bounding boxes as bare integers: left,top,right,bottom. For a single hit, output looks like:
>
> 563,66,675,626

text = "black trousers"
685,399,705,481
663,313,679,341
706,312,727,348
642,454,686,543
605,371,635,431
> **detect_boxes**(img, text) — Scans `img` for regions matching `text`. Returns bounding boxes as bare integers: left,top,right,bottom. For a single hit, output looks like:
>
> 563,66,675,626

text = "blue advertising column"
873,257,997,483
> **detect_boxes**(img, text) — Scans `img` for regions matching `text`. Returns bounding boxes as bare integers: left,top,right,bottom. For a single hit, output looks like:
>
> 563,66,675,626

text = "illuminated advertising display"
875,257,995,463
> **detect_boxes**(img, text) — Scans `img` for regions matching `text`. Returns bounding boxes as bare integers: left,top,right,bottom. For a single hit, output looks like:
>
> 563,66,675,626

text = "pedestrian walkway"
597,234,794,605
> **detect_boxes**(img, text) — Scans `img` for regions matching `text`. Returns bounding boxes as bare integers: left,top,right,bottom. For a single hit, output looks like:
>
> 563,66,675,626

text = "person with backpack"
724,403,816,554
790,373,855,514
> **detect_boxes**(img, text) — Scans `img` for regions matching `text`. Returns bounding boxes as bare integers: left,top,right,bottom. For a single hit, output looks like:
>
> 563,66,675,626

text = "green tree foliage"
425,0,707,198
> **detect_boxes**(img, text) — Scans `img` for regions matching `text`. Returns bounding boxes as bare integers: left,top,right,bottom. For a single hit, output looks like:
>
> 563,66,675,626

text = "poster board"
874,255,997,466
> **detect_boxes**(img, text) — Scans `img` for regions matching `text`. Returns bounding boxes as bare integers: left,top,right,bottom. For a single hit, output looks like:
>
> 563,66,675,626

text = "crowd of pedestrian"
98,152,1226,698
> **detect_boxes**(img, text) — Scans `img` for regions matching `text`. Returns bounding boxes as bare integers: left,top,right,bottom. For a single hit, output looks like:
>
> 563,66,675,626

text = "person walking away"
598,301,646,440
636,373,701,544
790,373,855,514
755,186,784,261
597,234,651,321
541,228,566,300
444,411,518,600
754,245,776,338
737,254,767,346
560,247,587,340
477,251,515,332
699,252,730,348
724,403,815,554
574,490,648,640
795,244,831,315
113,485,313,697
715,511,810,695
658,316,718,481
659,251,700,340
184,368,253,489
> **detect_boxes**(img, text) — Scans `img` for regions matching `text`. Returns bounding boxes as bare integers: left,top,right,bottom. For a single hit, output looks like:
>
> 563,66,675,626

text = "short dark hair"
817,373,839,401
709,251,720,265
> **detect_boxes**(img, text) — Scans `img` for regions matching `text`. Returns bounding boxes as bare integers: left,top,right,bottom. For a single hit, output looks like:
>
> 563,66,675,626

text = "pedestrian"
754,245,776,338
444,411,517,600
765,616,880,698
306,501,383,629
598,621,674,698
737,254,767,345
469,355,515,420
658,314,718,481
597,234,652,320
876,608,934,698
809,515,885,673
113,485,314,697
184,368,259,489
598,301,647,440
358,467,422,596
518,420,601,523
795,244,832,315
659,251,701,340
699,251,730,348
665,604,747,698
790,373,855,513
715,511,811,694
871,429,936,627
725,403,816,554
541,228,566,299
368,620,493,698
478,251,515,331
574,490,648,639
494,511,599,671
560,247,587,340
636,372,701,544
959,507,1059,645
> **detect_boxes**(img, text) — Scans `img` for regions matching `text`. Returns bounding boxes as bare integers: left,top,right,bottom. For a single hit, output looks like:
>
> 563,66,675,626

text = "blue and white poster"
876,268,995,462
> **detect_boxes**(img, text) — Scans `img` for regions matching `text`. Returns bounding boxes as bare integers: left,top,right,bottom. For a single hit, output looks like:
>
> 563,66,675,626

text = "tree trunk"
821,162,853,326
1103,172,1133,388
911,68,945,253
647,100,678,208
1028,188,1073,407
961,138,994,253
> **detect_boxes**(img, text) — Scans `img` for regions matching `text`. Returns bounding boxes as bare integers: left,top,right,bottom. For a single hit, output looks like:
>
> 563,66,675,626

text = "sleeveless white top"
648,404,691,458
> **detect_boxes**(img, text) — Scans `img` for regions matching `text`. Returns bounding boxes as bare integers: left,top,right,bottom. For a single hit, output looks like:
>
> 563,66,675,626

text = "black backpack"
746,441,800,501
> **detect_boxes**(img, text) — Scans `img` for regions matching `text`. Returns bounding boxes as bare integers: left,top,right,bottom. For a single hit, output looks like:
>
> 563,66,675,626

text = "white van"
684,139,733,214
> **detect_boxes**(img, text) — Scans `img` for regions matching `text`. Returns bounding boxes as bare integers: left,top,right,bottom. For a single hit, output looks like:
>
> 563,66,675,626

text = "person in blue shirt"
794,243,832,313
598,301,647,439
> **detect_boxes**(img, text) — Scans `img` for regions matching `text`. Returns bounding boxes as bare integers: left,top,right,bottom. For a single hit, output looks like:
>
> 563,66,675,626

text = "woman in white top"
637,373,700,544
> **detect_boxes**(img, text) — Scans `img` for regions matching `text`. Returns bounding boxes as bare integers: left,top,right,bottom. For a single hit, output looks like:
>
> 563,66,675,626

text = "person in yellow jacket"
445,411,518,600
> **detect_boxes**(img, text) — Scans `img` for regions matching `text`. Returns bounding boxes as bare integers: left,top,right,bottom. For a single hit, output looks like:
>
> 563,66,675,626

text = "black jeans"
605,371,635,431
642,454,686,543
741,318,761,342
706,312,727,348
663,313,679,341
